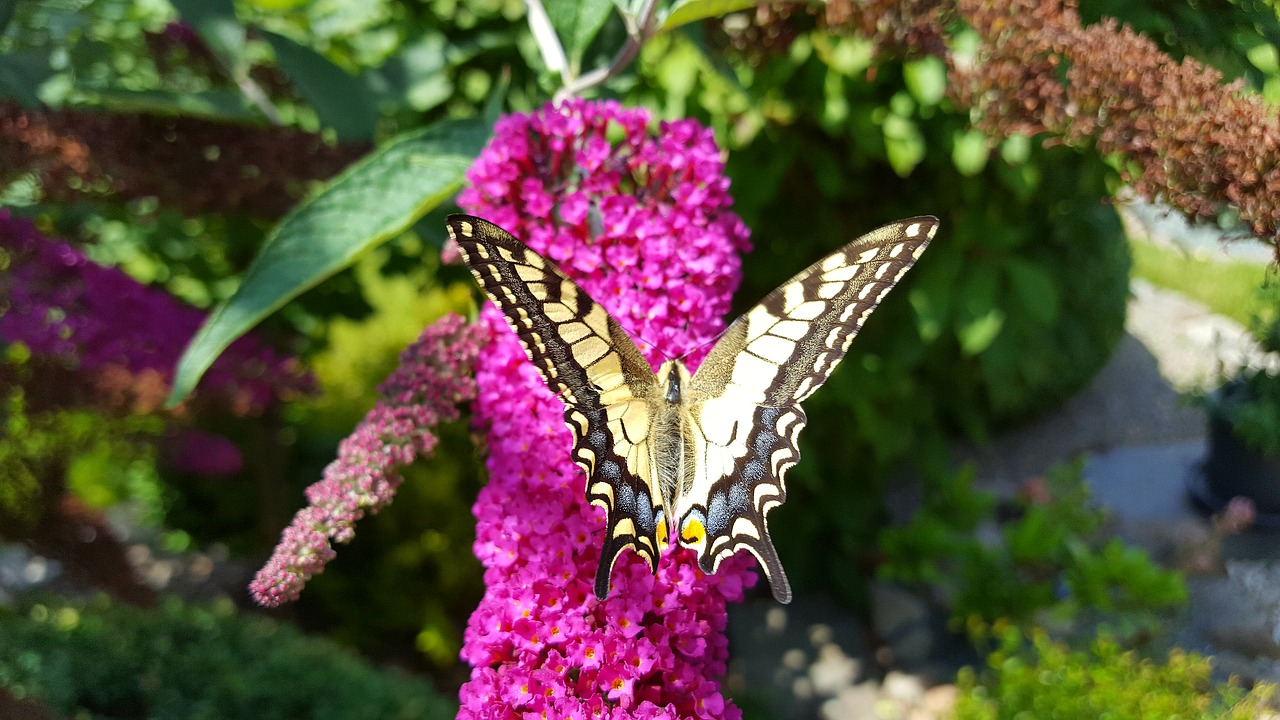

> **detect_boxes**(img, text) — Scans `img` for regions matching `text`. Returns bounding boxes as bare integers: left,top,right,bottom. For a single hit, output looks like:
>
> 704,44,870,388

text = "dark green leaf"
373,32,451,113
167,118,491,406
90,88,261,121
261,30,378,141
1004,258,1061,324
168,0,246,73
484,68,509,125
0,0,17,36
543,0,614,73
954,262,1005,354
0,51,51,108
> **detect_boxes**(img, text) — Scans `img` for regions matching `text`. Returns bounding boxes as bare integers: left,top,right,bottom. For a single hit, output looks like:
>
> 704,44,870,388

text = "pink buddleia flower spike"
250,314,489,606
457,99,756,720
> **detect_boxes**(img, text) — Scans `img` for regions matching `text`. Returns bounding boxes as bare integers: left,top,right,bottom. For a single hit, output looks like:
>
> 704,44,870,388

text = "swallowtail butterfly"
448,214,937,603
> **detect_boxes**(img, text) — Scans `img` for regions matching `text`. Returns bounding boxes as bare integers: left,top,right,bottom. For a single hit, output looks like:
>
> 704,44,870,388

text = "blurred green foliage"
0,349,167,533
879,460,1186,636
0,594,453,720
3,0,1278,696
955,626,1276,720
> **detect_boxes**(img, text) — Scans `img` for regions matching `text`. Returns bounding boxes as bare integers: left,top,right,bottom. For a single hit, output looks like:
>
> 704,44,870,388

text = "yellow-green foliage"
288,243,484,674
955,627,1277,720
305,246,474,433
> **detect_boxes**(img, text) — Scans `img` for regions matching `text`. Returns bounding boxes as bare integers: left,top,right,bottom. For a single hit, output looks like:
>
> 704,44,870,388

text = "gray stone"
869,581,934,667
727,595,873,720
819,681,880,720
881,671,925,703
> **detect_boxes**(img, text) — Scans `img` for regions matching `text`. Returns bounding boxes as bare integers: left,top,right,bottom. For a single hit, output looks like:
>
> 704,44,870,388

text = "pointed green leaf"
89,88,261,121
261,30,379,141
543,0,614,72
169,0,246,72
167,118,491,407
660,0,761,32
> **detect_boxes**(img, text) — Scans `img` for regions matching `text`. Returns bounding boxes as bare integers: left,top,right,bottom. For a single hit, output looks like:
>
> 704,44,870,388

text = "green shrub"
0,595,453,720
955,627,1277,720
879,460,1186,632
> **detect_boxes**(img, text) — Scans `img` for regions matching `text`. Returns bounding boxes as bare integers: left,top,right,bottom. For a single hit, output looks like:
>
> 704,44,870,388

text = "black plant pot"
1189,385,1280,527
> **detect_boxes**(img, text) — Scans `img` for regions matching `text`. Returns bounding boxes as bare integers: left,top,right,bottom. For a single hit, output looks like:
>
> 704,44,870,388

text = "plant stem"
554,0,660,101
526,0,570,81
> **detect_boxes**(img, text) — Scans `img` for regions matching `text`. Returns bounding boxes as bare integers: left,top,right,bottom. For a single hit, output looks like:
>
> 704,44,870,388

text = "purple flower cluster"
0,210,308,415
456,98,751,362
250,314,488,606
457,99,755,719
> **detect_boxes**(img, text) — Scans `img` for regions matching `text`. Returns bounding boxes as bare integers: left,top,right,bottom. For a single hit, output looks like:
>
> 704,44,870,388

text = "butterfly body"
449,214,937,603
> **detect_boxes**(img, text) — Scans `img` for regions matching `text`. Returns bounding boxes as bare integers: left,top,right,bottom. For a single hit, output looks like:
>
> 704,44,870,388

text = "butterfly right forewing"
678,217,938,603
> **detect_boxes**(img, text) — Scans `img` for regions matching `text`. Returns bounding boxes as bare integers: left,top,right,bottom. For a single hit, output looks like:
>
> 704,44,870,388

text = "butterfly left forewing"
681,216,938,603
448,215,672,599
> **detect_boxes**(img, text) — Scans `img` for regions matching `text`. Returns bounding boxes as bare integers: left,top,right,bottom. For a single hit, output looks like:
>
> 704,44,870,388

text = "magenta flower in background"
251,314,488,606
0,209,309,415
456,99,756,719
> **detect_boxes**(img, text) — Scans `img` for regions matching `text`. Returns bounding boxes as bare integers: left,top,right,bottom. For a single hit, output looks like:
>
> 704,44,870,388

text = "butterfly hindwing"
447,215,670,598
677,398,805,602
680,216,938,603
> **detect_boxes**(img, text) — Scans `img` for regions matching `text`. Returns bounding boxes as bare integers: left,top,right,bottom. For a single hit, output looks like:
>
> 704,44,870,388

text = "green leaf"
882,114,925,177
1000,133,1032,165
957,309,1005,355
821,35,874,77
0,51,52,109
1004,258,1061,324
1265,76,1280,105
167,118,491,407
903,55,946,106
169,0,246,73
1248,41,1280,74
907,242,964,342
374,32,452,113
89,88,262,121
955,262,1005,354
261,30,378,141
544,0,614,72
951,129,989,177
0,0,17,35
484,68,510,125
660,0,760,33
